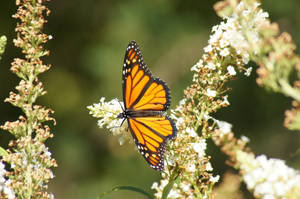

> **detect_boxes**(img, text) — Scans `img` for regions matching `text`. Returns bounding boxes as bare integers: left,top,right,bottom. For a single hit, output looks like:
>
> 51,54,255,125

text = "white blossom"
180,182,191,192
206,1,270,69
222,96,230,105
212,119,232,136
151,182,159,190
186,164,196,173
244,67,253,76
241,135,250,143
87,97,130,145
204,45,213,53
206,88,216,97
238,152,300,199
191,59,204,72
205,162,213,171
192,139,207,158
186,128,197,137
242,53,250,64
220,48,230,57
210,175,220,183
0,162,15,199
227,65,236,76
205,62,216,70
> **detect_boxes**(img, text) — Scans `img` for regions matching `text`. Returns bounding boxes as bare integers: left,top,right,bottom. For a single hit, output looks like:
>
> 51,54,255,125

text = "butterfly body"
118,110,164,118
119,41,177,171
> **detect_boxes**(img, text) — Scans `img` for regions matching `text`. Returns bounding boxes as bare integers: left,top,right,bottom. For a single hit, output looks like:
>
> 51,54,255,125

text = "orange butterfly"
118,41,177,171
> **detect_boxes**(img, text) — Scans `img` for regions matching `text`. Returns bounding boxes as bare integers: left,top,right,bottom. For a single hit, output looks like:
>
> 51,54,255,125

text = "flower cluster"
87,97,130,145
237,152,300,199
215,1,300,131
0,0,57,198
0,162,15,199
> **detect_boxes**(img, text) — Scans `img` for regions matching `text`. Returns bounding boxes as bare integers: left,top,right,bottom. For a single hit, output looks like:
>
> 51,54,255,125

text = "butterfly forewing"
122,41,171,111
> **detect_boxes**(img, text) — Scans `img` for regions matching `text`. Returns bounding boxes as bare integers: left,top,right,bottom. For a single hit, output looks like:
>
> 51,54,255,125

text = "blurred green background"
1,0,300,198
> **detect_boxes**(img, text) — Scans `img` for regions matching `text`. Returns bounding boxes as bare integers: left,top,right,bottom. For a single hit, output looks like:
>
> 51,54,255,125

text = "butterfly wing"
127,116,177,171
121,41,177,171
122,41,171,111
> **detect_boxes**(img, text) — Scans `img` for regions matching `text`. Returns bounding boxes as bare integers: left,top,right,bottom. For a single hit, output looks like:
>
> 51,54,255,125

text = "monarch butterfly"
118,41,177,171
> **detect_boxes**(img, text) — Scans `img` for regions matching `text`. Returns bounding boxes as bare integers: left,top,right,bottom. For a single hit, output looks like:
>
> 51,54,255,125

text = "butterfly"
118,41,177,171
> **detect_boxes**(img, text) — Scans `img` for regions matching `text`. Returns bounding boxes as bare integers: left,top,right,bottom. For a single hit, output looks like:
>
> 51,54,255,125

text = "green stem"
191,181,203,199
279,79,300,102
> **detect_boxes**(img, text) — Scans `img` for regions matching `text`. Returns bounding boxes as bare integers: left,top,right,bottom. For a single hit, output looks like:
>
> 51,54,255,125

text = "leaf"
96,185,153,199
0,146,8,157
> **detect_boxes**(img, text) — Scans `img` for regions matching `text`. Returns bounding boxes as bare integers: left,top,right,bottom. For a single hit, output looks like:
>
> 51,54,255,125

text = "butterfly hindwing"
127,116,177,171
122,41,171,111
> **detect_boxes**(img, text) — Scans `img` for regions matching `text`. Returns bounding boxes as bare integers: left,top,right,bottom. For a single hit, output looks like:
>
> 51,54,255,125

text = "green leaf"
0,146,8,157
96,185,153,199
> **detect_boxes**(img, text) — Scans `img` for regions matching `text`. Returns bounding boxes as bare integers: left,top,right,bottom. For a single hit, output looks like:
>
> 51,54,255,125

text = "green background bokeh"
0,1,300,198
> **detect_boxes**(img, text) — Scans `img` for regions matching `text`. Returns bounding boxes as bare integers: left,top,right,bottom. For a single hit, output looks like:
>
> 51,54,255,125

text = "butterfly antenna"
109,99,126,128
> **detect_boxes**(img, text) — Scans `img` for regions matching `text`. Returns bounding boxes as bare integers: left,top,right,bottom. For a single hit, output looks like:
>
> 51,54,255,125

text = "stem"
191,181,203,199
279,79,300,102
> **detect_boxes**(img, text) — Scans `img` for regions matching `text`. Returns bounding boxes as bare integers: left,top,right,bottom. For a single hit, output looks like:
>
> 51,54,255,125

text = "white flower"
180,182,191,192
215,120,232,135
244,67,252,76
219,38,230,48
186,164,196,173
210,175,220,183
238,152,300,199
168,189,181,198
222,96,230,105
227,65,236,76
241,135,250,143
220,48,230,57
205,162,213,171
0,162,15,199
186,127,197,137
190,64,198,72
206,88,216,97
151,182,159,190
88,98,130,145
253,2,260,8
205,62,216,70
242,53,250,64
212,25,219,32
192,139,207,158
204,45,213,53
